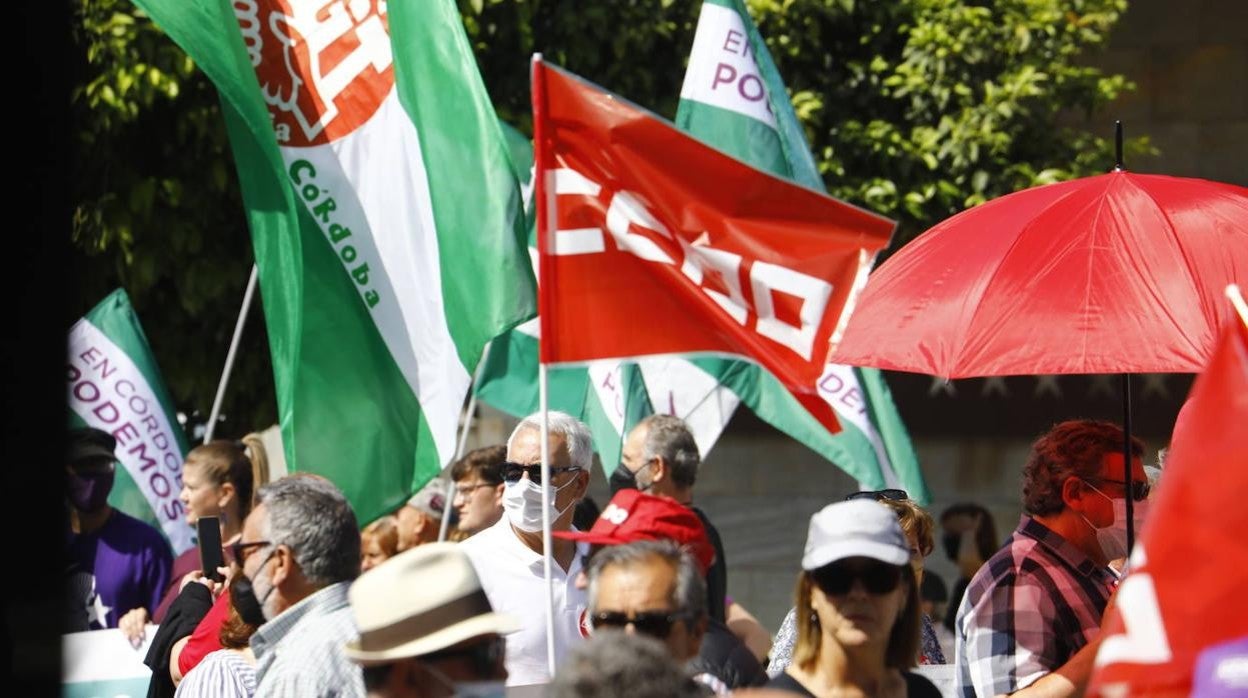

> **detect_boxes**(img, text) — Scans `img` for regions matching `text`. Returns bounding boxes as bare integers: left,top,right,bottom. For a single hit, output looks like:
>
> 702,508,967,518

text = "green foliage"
71,0,275,437
72,0,1143,433
463,0,1149,244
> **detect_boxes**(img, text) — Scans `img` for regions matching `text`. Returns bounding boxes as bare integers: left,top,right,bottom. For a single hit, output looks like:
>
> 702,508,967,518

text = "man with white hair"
460,411,594,687
235,475,366,697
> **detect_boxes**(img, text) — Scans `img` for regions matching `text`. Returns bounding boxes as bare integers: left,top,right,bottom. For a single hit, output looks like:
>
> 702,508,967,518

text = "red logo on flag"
234,0,394,147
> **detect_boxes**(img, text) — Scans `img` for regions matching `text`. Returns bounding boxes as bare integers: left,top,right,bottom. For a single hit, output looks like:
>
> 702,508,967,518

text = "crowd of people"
65,412,1164,697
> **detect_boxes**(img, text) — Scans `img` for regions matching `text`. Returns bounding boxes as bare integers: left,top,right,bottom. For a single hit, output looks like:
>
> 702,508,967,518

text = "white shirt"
461,517,590,687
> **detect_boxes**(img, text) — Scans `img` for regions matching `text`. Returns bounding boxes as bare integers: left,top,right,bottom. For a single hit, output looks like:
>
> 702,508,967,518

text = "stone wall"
1086,0,1247,185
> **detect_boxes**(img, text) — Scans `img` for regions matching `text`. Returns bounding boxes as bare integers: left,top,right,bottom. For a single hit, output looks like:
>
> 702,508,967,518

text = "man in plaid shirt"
954,420,1147,697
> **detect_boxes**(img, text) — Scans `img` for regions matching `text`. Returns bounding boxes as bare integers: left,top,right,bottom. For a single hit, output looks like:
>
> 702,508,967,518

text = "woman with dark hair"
765,500,940,697
938,502,999,633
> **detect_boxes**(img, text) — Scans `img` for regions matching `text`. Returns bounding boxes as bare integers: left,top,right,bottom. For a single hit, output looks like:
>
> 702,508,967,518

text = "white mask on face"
1079,480,1149,561
1096,497,1150,561
502,472,580,533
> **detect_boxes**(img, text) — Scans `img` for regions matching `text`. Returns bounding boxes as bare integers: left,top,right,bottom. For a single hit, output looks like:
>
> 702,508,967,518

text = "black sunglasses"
845,488,909,502
591,610,690,638
421,635,505,676
500,461,582,485
1085,477,1150,502
811,560,903,596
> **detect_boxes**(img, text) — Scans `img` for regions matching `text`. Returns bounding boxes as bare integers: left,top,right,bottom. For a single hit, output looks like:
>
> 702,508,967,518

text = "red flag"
530,58,895,434
1088,306,1248,697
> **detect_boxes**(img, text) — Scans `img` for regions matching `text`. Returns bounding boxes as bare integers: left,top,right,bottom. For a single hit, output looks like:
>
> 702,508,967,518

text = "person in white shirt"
460,411,593,687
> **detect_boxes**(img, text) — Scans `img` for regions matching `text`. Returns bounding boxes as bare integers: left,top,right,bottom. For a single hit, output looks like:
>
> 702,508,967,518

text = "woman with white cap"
764,500,940,697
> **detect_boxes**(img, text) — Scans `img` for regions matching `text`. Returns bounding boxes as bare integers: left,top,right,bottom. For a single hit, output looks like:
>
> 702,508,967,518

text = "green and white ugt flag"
131,0,535,523
68,289,193,553
677,0,929,502
476,123,740,470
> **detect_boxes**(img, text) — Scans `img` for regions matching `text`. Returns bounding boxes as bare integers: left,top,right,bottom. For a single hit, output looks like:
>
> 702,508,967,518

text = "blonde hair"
184,440,263,521
878,498,935,556
361,515,400,560
792,564,922,671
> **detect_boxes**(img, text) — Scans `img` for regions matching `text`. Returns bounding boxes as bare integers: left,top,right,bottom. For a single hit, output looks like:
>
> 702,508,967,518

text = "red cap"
553,489,716,575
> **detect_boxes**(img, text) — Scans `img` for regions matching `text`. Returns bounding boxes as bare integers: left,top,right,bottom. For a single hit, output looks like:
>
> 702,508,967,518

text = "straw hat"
344,542,519,665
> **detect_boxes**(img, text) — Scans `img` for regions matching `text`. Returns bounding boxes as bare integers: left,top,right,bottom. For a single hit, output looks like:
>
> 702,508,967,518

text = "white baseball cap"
802,500,910,571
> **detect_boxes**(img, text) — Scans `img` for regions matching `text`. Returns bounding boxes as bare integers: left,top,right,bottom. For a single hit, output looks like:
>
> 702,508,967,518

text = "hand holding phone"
198,516,225,582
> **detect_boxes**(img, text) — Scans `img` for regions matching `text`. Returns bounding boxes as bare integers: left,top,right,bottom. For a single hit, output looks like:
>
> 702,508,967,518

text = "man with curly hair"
954,420,1147,698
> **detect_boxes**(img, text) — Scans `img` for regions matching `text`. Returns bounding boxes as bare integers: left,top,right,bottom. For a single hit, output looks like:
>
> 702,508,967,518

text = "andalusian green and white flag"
677,0,929,501
68,289,193,553
131,0,535,522
476,123,740,470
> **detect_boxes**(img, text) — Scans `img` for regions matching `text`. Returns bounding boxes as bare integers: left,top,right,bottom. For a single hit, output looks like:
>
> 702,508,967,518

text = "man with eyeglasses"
955,420,1149,698
448,444,507,538
460,411,594,687
560,490,766,694
236,475,366,697
584,541,710,681
66,426,173,631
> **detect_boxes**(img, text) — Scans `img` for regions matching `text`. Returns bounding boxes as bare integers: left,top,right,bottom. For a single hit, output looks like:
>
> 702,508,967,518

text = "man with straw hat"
345,542,519,697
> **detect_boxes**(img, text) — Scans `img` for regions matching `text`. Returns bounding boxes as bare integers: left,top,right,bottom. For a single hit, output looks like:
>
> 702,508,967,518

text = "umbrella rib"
1134,181,1206,356
957,180,1093,375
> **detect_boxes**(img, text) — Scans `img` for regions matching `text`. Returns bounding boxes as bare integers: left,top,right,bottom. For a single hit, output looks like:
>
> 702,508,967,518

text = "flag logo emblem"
234,0,394,146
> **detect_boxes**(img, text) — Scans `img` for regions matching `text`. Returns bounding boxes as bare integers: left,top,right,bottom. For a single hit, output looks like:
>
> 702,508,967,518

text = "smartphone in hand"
197,516,225,582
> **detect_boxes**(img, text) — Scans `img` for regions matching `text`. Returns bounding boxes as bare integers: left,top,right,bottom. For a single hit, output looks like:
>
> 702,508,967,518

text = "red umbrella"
830,138,1248,550
831,171,1248,377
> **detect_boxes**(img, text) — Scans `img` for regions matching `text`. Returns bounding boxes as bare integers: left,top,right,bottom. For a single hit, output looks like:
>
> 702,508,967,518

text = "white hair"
508,411,593,471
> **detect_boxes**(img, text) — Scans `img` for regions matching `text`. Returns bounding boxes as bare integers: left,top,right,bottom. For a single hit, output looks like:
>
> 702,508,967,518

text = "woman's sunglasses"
590,610,690,639
811,560,903,596
844,488,909,502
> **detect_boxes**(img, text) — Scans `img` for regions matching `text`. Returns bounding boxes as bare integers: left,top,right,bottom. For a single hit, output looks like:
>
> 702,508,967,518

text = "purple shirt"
69,509,173,629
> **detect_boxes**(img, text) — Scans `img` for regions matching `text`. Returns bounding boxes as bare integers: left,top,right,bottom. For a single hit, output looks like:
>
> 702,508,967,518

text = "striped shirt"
175,649,256,698
954,516,1117,697
250,582,365,698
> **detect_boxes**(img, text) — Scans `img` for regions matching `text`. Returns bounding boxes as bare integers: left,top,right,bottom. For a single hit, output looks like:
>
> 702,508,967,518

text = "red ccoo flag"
530,57,895,434
1088,299,1248,697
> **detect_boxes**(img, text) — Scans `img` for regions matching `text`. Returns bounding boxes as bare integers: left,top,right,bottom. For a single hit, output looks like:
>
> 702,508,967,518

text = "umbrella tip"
1114,121,1124,171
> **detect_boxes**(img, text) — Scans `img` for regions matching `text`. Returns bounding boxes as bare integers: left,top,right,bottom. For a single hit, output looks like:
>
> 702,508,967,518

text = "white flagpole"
439,342,493,542
1228,284,1247,326
539,364,556,677
532,53,558,679
205,265,258,444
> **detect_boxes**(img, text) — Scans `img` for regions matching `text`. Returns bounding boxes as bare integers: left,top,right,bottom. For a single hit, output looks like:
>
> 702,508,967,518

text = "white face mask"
1095,497,1150,561
502,473,579,533
1080,480,1150,561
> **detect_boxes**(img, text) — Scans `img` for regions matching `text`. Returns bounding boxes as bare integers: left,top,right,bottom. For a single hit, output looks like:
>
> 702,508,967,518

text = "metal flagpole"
539,364,556,677
530,52,559,679
205,265,258,444
439,343,493,542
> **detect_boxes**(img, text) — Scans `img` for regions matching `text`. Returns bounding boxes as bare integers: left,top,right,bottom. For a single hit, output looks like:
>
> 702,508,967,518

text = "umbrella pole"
1121,372,1135,558
1115,120,1124,171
